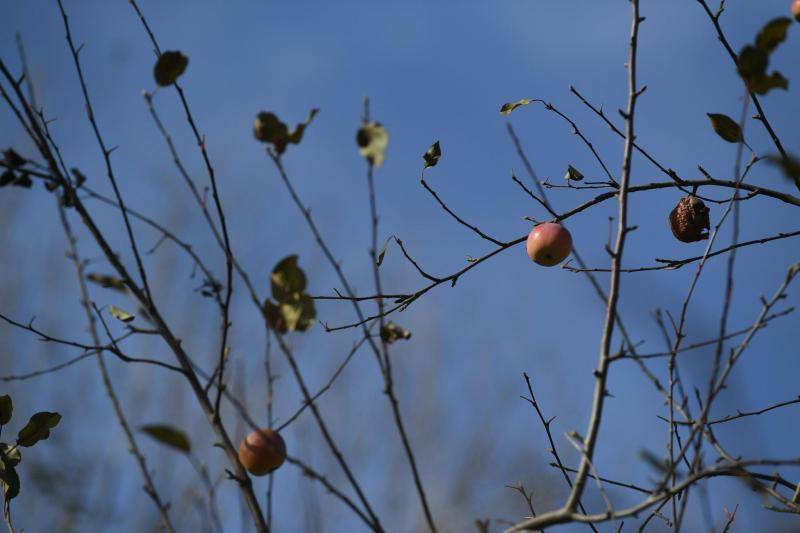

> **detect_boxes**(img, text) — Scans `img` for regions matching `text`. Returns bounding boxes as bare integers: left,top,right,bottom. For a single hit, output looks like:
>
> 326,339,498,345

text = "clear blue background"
1,1,799,531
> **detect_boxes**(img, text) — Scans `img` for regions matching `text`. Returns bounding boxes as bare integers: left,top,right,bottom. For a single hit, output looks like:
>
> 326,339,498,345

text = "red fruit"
238,428,286,476
793,0,800,22
526,223,572,267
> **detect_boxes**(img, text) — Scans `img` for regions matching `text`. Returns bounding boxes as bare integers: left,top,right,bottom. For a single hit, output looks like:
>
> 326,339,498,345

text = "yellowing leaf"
707,113,742,143
499,98,532,116
140,424,191,453
357,122,389,167
108,304,135,323
87,273,127,292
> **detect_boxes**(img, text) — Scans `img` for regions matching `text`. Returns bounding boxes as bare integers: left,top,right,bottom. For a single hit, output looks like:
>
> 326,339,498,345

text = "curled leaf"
706,113,742,143
108,304,135,323
253,109,318,154
357,122,389,167
423,141,441,169
140,424,191,453
287,108,319,146
376,238,389,267
564,165,584,181
154,51,189,86
17,411,61,447
499,98,532,116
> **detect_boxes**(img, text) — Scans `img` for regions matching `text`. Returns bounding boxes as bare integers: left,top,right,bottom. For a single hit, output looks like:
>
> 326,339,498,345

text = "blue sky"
1,1,799,532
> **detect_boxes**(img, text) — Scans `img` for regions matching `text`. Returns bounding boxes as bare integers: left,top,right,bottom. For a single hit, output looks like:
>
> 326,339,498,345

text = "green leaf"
376,238,389,267
737,45,788,95
17,412,61,447
380,322,411,344
0,395,11,425
140,424,191,453
564,165,584,181
706,113,742,143
356,122,389,167
280,294,316,332
755,17,792,54
738,45,768,81
153,51,189,86
270,255,307,303
0,454,20,501
423,141,441,169
749,71,788,95
499,98,532,116
108,304,135,323
86,273,127,292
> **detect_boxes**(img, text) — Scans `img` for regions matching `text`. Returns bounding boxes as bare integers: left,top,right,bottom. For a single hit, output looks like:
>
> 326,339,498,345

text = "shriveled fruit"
669,196,710,243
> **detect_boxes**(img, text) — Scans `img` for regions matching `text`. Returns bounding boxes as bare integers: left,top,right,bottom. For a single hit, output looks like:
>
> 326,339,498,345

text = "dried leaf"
154,51,189,86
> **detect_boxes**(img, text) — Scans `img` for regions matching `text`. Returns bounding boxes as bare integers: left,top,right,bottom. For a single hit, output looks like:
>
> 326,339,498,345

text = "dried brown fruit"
669,196,710,243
